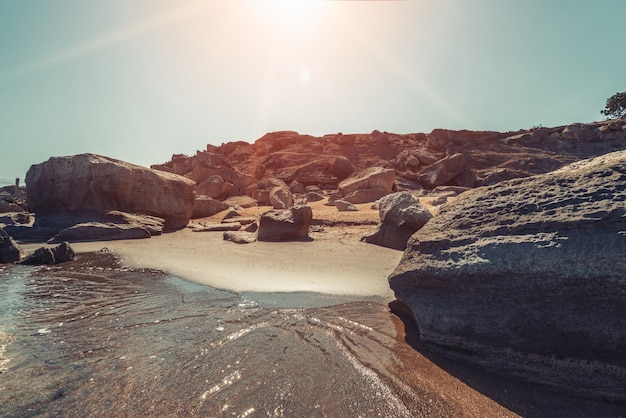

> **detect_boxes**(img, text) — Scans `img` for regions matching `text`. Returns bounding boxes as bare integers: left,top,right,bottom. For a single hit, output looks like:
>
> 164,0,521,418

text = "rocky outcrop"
257,206,312,242
0,228,21,263
26,154,196,230
362,192,432,250
389,151,626,402
337,167,395,204
196,175,225,198
21,242,75,265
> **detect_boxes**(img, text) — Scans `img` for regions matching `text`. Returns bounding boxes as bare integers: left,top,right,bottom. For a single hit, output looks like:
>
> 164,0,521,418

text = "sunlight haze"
1,0,625,182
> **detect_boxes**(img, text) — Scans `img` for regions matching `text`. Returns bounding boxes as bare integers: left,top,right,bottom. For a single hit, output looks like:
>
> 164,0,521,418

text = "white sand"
36,227,402,300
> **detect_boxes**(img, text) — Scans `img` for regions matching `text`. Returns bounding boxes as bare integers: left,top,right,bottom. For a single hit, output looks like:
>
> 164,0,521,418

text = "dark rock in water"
0,228,21,263
21,241,75,265
362,191,432,250
258,206,312,242
26,153,195,230
48,223,151,243
389,150,626,402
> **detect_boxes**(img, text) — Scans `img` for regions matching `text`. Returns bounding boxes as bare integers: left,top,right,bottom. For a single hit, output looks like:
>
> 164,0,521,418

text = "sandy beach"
20,200,404,301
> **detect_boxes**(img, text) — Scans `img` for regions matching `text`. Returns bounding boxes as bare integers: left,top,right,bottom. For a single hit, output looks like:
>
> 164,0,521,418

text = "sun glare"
253,0,324,27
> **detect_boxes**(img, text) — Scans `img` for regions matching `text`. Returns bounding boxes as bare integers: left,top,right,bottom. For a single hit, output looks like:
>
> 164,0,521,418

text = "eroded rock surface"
26,154,195,230
389,150,626,401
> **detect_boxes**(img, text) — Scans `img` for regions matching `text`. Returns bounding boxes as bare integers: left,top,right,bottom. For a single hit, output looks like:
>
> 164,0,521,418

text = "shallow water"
1,252,624,417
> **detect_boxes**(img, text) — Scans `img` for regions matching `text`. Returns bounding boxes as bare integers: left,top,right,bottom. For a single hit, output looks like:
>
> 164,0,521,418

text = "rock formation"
0,228,21,263
257,206,313,242
21,242,75,265
337,167,396,204
389,150,626,401
362,191,432,250
26,154,195,230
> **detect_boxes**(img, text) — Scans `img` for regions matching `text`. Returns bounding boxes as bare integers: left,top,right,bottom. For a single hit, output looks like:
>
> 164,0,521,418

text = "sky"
1,0,625,183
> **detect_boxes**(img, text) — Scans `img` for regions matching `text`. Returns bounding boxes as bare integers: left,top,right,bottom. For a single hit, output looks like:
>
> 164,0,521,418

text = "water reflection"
1,251,624,417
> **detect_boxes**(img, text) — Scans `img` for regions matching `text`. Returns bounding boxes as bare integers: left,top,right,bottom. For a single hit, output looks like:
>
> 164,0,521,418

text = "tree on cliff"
601,91,626,119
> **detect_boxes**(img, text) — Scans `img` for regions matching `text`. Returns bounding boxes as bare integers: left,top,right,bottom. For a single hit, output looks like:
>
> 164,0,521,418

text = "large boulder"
26,154,195,230
417,153,470,189
362,191,432,250
337,167,395,203
257,206,312,242
389,151,626,401
0,228,21,263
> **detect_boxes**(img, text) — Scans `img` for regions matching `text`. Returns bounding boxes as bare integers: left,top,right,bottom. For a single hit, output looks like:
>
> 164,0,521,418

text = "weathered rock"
362,191,432,250
289,180,305,194
222,196,258,209
21,242,75,265
192,196,229,219
192,223,241,232
304,191,324,203
49,222,151,243
103,211,164,236
26,154,195,230
257,206,312,242
417,153,469,189
334,200,357,212
0,200,25,213
338,167,395,200
223,231,257,244
196,175,225,198
269,186,293,209
342,187,389,204
0,228,21,263
389,150,626,401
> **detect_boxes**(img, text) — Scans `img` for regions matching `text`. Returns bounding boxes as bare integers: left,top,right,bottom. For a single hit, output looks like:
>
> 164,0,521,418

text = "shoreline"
20,225,403,305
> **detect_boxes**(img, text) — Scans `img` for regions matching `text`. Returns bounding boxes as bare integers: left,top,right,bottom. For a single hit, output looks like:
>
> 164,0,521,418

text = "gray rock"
389,150,626,401
304,192,324,203
257,206,312,242
362,191,432,250
342,187,389,204
223,231,257,244
334,200,357,212
0,228,21,263
48,222,151,243
418,153,469,189
21,241,75,265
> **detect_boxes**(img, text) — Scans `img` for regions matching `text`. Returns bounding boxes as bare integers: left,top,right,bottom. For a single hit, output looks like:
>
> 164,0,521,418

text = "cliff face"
152,119,626,199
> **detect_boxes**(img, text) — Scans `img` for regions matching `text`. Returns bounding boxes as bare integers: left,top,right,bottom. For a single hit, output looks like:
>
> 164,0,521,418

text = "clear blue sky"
1,0,625,182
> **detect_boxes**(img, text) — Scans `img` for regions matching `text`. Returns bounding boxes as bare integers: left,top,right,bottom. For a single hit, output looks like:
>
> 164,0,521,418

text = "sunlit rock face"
389,150,626,401
26,154,195,230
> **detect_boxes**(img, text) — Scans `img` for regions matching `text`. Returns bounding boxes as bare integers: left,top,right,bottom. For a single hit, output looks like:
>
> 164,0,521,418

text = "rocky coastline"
2,118,626,411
